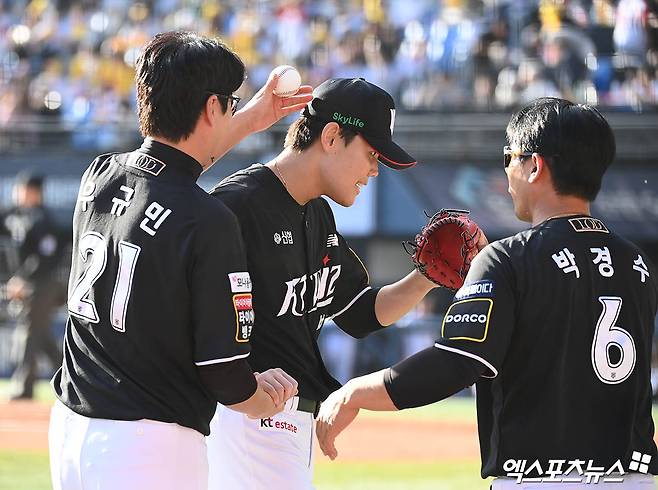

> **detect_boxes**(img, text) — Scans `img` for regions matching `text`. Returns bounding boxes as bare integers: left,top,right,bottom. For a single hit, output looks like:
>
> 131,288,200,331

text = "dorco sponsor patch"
259,417,298,433
454,280,494,300
441,298,493,343
228,272,252,293
233,293,254,342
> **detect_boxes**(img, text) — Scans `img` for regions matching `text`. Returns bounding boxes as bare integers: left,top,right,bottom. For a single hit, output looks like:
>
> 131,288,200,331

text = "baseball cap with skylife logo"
302,78,417,170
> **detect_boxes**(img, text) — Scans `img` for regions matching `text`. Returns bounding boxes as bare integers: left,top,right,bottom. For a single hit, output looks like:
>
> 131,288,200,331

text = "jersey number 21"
68,232,140,333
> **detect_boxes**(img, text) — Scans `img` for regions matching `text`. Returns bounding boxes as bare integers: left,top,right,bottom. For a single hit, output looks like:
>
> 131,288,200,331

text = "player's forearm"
340,370,398,412
208,113,252,162
227,387,281,419
375,270,436,326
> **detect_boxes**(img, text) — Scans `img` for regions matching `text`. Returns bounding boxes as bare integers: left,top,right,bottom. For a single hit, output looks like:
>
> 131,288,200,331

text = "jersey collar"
138,138,203,181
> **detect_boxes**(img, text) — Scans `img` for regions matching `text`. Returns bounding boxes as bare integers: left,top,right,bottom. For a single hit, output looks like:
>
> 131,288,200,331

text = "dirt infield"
0,401,51,451
0,400,479,462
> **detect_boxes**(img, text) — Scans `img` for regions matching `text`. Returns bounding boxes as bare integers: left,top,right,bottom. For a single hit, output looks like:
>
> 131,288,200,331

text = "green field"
0,382,486,490
3,383,656,490
316,461,486,490
0,450,486,490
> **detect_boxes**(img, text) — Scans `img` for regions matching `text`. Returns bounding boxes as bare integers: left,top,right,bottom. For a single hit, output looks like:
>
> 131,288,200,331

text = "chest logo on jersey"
126,153,166,176
274,231,293,245
568,217,609,233
454,280,494,300
228,272,252,293
233,293,254,343
441,298,493,343
277,265,342,317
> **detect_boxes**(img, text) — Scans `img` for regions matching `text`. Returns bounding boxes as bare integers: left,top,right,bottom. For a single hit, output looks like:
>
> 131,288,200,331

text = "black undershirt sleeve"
332,287,383,338
383,346,485,409
197,359,258,406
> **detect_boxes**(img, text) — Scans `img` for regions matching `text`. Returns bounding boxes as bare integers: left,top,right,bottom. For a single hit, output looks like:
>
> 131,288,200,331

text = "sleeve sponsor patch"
233,293,254,342
228,272,252,293
441,298,493,343
454,280,494,300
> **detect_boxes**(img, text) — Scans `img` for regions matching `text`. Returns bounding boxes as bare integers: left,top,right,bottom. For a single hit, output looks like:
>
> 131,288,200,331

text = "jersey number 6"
68,232,141,333
591,296,636,385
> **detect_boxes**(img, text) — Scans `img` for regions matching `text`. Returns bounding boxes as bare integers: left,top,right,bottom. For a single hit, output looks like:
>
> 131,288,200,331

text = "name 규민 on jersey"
277,265,342,317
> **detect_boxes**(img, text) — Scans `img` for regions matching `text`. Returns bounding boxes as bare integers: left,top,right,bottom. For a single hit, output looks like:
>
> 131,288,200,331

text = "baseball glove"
403,209,483,290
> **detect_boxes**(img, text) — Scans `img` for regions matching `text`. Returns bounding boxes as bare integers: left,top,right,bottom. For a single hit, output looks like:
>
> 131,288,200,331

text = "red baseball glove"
404,209,484,291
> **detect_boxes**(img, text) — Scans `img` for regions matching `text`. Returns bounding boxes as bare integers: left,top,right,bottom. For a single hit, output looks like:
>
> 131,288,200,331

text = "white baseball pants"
49,400,208,490
207,399,316,490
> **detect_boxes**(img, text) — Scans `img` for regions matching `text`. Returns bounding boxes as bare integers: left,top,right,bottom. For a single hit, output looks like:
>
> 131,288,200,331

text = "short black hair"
284,116,358,152
506,97,616,201
136,31,245,142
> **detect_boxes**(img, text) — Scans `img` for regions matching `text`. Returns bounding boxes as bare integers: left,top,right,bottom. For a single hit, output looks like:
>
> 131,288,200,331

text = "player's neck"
149,136,213,171
266,148,321,205
530,194,591,226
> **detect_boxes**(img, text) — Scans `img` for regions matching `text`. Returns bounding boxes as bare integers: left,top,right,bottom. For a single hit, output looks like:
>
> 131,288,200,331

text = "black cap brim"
361,134,417,170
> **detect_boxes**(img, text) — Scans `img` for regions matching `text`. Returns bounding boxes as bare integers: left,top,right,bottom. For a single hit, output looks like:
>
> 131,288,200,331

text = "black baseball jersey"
210,164,379,401
436,215,658,477
53,139,254,436
0,205,63,285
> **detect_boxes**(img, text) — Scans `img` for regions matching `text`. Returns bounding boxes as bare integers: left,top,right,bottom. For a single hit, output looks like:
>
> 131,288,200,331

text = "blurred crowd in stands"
1,0,657,142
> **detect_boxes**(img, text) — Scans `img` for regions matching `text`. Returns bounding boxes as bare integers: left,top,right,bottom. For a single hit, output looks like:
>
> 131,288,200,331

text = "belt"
295,397,320,417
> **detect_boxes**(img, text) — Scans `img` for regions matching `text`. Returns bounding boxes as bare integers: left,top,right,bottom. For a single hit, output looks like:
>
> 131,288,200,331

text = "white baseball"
272,65,301,97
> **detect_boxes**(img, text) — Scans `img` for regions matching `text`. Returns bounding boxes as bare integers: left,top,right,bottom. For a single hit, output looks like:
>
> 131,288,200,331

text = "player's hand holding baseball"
234,70,313,135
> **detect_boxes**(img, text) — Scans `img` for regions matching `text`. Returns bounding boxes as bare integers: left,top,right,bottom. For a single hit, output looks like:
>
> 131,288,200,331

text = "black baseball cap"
302,78,417,170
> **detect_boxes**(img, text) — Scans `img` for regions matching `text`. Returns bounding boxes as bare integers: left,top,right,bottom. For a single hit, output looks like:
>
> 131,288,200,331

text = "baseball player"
48,31,312,490
1,172,64,400
205,78,478,490
316,97,658,489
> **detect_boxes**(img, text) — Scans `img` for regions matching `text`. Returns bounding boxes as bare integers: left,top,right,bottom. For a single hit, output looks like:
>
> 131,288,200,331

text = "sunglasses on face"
206,92,241,115
503,146,534,169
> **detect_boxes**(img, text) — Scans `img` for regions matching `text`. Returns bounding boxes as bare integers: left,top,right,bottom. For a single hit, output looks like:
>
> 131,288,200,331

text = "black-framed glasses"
503,146,533,169
206,92,241,115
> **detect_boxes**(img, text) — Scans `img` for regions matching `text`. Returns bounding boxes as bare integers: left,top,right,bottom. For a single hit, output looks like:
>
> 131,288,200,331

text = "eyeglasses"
503,146,533,168
206,92,241,115
368,150,379,161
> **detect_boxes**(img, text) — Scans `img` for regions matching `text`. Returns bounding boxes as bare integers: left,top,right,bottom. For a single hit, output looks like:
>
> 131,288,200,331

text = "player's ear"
528,153,545,184
320,122,341,154
203,94,218,125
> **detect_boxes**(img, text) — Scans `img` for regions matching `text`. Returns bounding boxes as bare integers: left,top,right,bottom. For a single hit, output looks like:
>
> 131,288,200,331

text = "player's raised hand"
235,72,313,134
255,368,298,407
315,386,360,461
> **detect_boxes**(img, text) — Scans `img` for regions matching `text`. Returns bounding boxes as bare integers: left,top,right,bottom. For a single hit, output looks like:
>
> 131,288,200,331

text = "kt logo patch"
442,298,493,343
